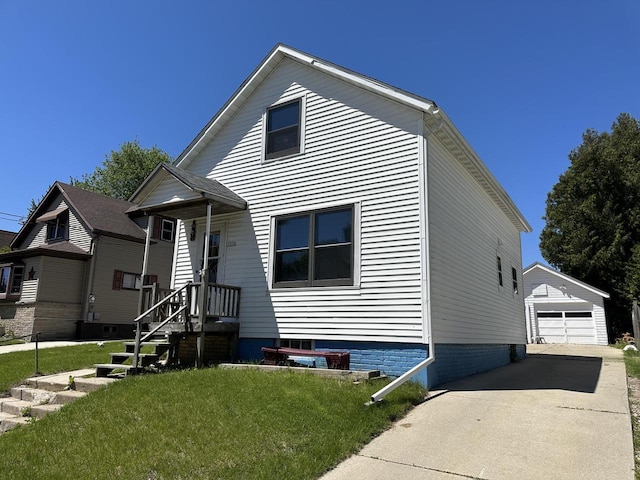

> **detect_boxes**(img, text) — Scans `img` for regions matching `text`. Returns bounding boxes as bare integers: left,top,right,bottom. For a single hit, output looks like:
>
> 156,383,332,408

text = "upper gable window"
265,99,302,160
46,210,68,242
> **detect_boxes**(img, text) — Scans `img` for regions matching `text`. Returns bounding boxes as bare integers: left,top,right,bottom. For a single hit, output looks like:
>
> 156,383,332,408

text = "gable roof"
170,43,530,233
128,163,247,218
12,182,147,248
523,262,610,299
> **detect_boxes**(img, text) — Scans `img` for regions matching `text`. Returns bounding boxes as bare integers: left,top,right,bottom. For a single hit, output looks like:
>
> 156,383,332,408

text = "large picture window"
273,206,353,288
265,99,301,160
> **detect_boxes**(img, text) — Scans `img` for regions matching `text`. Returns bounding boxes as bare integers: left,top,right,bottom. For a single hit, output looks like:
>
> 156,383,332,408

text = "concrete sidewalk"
0,340,105,354
322,344,634,480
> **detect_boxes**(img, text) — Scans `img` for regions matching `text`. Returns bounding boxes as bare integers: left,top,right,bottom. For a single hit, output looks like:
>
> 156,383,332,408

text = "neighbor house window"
497,256,503,287
160,219,175,242
112,270,142,290
46,210,68,242
265,99,301,160
512,267,518,294
0,264,23,297
273,205,353,288
152,216,176,243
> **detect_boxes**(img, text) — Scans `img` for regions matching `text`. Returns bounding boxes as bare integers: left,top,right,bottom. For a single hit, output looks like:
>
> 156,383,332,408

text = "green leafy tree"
540,113,640,337
70,139,172,200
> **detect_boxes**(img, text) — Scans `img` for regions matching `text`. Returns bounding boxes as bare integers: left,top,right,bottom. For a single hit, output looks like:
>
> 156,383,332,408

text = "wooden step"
124,341,171,354
94,363,136,378
110,352,160,366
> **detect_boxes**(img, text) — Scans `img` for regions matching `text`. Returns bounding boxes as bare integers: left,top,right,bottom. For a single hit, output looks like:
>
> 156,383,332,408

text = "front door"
199,226,225,284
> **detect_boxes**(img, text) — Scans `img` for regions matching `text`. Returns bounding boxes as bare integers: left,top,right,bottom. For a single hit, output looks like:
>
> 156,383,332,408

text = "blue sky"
1,1,638,267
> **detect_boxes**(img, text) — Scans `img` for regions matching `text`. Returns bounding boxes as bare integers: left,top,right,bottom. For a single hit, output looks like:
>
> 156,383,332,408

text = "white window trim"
261,94,306,164
267,201,361,291
161,218,175,242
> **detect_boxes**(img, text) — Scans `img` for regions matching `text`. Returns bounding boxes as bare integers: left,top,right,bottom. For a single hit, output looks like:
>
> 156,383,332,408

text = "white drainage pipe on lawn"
368,355,434,405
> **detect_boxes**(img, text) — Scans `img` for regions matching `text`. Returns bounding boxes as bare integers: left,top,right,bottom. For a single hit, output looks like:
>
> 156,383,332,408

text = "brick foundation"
0,302,81,341
237,338,526,388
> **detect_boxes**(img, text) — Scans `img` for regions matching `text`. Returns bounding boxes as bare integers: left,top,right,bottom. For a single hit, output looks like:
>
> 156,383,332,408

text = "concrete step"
0,412,31,432
74,376,118,392
0,369,120,435
25,369,96,392
11,386,86,404
10,387,56,404
0,398,32,416
31,403,64,419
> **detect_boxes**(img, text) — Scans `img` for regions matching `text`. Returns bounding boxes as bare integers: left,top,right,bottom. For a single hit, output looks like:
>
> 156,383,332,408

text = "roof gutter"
368,113,443,404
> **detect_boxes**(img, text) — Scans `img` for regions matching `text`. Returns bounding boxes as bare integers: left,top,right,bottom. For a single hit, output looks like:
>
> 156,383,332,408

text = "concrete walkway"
322,344,634,480
0,340,108,354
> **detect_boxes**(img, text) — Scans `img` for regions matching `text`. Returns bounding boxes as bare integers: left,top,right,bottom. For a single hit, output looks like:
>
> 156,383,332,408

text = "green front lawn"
0,342,125,393
0,347,426,479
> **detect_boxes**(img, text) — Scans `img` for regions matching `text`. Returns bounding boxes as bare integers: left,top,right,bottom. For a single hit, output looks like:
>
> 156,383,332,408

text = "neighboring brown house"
0,230,16,250
0,182,174,340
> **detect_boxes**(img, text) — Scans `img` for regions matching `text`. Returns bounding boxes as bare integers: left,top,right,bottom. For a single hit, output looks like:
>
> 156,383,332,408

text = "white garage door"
536,307,596,344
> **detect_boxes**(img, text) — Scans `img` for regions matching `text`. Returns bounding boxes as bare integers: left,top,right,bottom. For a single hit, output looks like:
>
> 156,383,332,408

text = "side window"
152,216,176,243
10,266,24,294
512,267,519,294
273,205,353,288
265,99,302,160
112,270,142,290
497,256,503,287
0,266,10,294
161,218,175,242
0,265,24,297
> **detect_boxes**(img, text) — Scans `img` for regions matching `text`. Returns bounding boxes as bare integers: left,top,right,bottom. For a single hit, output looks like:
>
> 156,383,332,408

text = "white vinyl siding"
173,58,425,343
427,135,526,344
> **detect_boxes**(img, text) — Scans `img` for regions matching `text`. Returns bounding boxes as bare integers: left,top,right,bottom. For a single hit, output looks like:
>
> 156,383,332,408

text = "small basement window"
279,339,313,350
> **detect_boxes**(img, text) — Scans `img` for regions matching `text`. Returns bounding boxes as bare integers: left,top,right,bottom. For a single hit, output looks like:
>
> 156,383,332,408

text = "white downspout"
369,112,443,404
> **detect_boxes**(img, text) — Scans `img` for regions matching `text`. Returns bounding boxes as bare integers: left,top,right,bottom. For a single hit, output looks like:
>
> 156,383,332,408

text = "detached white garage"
523,263,610,345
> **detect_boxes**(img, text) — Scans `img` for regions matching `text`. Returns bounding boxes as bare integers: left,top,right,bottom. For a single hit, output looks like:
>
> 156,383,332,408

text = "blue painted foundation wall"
238,338,526,389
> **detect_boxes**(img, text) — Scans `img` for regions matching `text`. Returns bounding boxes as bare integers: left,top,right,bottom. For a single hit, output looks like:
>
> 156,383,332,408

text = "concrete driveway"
322,344,634,480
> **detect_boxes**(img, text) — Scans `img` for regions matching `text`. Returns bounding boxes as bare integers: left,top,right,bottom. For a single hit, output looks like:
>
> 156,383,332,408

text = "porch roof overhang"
128,164,247,219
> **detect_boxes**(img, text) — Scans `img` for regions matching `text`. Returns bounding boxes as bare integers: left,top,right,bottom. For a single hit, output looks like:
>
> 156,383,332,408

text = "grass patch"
0,342,125,393
0,367,426,479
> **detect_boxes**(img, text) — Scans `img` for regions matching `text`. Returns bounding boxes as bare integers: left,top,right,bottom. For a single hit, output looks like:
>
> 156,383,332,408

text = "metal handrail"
0,332,42,375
